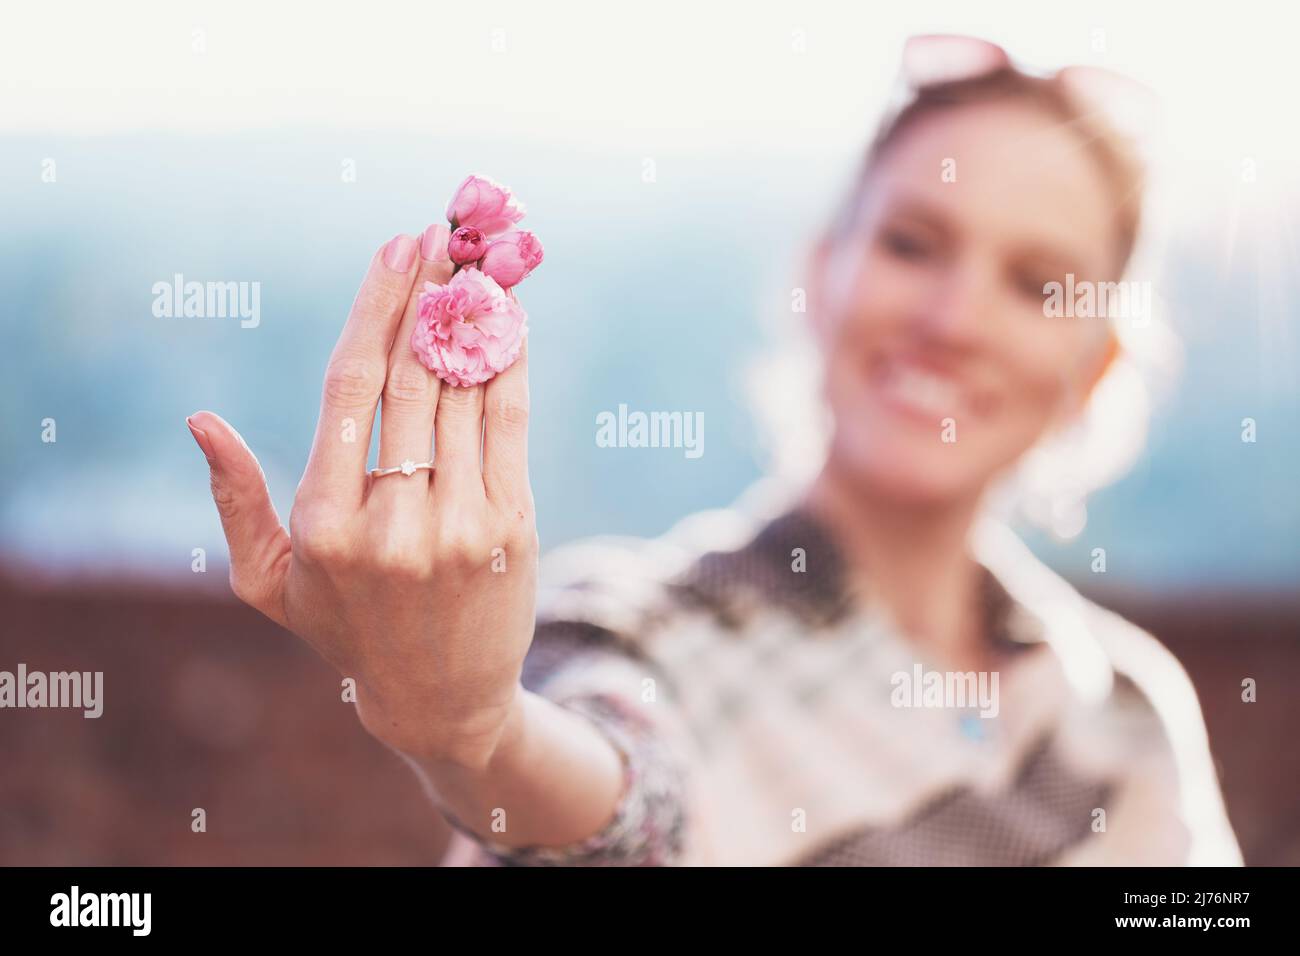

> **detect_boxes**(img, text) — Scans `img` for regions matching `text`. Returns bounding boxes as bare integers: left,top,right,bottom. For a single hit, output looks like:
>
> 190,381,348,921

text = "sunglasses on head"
899,34,1160,143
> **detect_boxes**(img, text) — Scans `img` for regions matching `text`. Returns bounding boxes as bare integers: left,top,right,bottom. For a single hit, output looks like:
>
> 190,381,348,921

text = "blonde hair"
838,66,1146,278
746,65,1178,539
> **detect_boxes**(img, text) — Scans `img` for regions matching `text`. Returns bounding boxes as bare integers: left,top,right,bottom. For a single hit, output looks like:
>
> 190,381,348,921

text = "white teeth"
877,361,966,418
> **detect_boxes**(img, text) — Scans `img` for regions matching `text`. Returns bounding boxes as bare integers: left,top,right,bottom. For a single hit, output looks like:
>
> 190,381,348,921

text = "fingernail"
383,233,418,272
421,223,450,262
186,416,215,459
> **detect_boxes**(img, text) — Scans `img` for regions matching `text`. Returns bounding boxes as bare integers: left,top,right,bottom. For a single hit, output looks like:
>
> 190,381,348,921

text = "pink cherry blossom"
445,174,526,236
448,226,488,265
411,268,527,387
479,230,544,288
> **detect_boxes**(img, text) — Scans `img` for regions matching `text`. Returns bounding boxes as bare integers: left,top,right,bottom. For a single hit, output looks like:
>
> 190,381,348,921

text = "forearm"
398,686,628,849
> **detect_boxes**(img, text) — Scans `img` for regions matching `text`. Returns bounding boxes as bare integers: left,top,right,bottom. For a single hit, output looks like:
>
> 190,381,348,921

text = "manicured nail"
421,223,451,262
186,416,215,459
383,233,418,272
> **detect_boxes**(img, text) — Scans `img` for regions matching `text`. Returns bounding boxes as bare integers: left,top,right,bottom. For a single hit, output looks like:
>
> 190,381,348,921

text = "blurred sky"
1,0,1298,589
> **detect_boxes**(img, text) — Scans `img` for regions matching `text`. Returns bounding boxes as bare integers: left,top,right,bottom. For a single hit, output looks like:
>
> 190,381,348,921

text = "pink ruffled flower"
479,230,544,289
448,226,488,265
445,174,526,236
412,268,527,387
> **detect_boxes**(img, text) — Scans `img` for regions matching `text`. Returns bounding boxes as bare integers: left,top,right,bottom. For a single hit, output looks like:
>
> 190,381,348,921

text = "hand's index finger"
301,234,420,507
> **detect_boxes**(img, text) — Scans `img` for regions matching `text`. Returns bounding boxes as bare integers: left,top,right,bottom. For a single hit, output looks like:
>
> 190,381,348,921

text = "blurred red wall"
1,575,1296,865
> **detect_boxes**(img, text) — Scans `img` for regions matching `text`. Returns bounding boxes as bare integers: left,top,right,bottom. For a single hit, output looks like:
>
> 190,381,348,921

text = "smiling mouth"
868,353,989,423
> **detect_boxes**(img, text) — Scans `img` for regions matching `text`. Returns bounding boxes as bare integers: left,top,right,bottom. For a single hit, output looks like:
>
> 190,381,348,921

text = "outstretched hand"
187,226,539,770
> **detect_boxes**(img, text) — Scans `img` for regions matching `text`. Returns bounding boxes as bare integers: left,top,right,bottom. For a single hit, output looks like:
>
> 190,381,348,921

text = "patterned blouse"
440,484,1242,866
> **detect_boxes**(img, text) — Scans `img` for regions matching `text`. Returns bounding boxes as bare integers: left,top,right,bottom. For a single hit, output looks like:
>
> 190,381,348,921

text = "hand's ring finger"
372,224,452,500
369,460,435,479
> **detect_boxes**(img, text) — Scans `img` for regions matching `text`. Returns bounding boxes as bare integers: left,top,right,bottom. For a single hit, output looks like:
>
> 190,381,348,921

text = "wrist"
402,682,530,775
354,673,527,771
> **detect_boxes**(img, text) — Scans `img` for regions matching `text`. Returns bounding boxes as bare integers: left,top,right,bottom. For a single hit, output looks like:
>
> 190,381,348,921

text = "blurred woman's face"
812,99,1118,507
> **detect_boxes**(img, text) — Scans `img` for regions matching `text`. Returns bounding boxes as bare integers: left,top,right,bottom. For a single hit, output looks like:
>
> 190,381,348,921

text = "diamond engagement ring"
369,459,435,478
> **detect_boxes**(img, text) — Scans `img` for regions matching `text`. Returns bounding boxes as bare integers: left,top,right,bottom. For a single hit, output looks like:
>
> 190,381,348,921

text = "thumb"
187,410,290,627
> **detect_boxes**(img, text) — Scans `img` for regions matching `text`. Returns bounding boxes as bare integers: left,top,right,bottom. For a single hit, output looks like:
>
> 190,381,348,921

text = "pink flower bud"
478,230,544,289
445,174,526,236
448,226,488,265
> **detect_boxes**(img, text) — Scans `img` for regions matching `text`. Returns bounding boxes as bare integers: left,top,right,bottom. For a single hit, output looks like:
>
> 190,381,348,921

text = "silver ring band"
369,459,435,478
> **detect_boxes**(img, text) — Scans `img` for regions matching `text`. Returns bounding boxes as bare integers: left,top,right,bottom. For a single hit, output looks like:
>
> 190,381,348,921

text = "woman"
186,36,1241,866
